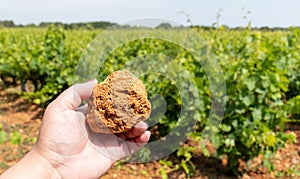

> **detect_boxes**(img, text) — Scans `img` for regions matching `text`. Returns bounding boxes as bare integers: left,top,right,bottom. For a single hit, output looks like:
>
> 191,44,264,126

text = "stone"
86,70,151,133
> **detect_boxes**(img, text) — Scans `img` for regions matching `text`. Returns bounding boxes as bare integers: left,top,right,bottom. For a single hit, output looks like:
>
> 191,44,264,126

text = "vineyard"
0,26,299,178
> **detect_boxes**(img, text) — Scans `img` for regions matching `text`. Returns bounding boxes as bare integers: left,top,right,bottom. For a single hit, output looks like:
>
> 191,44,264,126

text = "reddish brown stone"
86,70,151,133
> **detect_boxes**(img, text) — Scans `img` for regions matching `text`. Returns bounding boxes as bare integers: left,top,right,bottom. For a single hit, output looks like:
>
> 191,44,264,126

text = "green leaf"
252,108,262,121
181,160,190,176
241,94,254,106
245,134,256,147
232,120,238,129
225,138,235,147
262,80,270,88
10,131,22,145
159,160,173,167
33,98,41,105
0,131,7,144
286,95,300,114
200,145,210,157
160,168,168,179
177,147,193,161
255,88,266,94
244,78,256,91
221,124,232,132
270,84,277,92
263,132,276,147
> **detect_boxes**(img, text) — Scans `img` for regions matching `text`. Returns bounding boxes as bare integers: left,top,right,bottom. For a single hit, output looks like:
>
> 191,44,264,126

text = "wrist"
1,147,61,179
29,148,62,179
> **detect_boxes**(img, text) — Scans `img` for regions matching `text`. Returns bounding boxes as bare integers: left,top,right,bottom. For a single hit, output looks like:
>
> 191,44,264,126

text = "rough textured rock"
86,70,151,134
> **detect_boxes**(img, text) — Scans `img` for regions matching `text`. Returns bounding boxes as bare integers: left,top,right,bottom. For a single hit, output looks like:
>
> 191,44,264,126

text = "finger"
123,122,148,139
75,104,88,115
52,79,97,111
118,131,151,157
116,133,127,140
128,131,151,145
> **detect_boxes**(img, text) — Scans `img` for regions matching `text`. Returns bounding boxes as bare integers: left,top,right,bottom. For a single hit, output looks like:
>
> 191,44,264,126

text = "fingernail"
135,121,148,128
87,78,97,83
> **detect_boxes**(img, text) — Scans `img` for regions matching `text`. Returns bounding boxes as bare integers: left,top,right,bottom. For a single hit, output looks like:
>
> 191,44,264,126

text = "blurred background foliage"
0,25,299,175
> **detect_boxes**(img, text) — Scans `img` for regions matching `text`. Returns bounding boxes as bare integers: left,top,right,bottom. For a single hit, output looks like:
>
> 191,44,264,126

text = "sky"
0,0,300,27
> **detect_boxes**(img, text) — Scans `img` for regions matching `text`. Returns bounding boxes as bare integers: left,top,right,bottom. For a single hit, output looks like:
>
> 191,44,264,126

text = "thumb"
51,79,98,111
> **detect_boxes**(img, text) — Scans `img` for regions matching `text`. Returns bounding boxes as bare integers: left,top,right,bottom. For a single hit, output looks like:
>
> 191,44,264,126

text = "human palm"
34,80,150,178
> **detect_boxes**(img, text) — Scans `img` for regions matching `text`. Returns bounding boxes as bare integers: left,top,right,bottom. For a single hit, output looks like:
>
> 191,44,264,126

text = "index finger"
51,79,98,111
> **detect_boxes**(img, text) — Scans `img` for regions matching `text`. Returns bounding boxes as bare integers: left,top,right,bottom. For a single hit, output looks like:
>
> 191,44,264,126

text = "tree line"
0,20,117,30
0,20,299,31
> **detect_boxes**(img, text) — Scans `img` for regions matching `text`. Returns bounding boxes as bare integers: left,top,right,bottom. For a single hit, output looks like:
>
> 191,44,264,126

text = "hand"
1,80,151,179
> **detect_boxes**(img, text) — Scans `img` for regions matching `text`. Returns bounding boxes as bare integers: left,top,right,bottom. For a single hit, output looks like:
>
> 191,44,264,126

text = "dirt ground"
0,85,299,178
